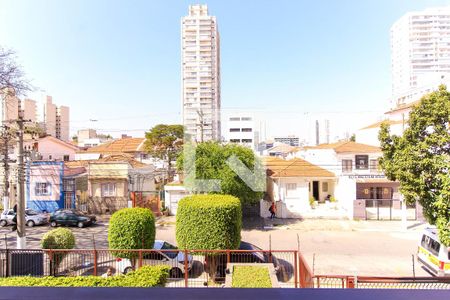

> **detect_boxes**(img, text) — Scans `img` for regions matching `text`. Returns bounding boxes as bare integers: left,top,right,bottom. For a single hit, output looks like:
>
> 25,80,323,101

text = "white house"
294,141,422,220
262,157,336,218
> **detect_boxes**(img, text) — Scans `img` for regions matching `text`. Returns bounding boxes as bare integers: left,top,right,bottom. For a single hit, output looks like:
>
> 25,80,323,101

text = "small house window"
101,183,116,197
342,159,352,173
63,155,70,162
35,183,51,196
355,155,369,170
370,159,379,171
322,182,328,192
286,183,297,197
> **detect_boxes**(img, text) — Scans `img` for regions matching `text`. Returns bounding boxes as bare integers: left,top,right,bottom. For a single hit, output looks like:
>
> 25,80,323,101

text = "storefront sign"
348,174,386,179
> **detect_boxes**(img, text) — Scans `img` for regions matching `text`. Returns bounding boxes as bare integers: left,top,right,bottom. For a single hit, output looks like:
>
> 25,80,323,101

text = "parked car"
0,209,49,227
49,209,96,228
417,228,450,276
115,240,193,277
204,241,282,281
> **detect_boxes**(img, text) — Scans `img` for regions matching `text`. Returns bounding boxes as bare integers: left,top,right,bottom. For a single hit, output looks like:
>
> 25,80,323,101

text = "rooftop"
79,138,145,154
66,153,148,169
359,119,404,130
302,141,380,153
263,157,335,178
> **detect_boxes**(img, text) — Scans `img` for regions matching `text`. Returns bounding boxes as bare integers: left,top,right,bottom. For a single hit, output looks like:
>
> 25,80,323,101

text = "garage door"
169,191,188,215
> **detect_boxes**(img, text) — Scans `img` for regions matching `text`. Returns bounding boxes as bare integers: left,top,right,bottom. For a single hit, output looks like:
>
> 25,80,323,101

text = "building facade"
273,136,300,147
43,95,70,141
225,115,255,149
181,4,221,142
391,6,450,102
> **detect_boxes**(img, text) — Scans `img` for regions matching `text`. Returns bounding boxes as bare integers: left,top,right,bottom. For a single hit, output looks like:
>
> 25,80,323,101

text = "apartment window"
241,128,252,132
35,183,51,196
229,128,240,132
241,117,252,121
242,139,252,143
286,183,297,197
342,160,353,173
101,183,116,197
230,139,240,143
370,159,379,172
63,155,70,162
322,182,328,192
355,155,369,170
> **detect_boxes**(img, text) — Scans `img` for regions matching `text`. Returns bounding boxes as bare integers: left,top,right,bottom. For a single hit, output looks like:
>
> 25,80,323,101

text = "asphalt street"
0,217,430,277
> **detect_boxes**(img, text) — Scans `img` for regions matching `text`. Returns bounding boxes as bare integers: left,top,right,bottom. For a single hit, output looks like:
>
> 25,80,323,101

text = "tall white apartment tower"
391,7,450,106
181,4,221,142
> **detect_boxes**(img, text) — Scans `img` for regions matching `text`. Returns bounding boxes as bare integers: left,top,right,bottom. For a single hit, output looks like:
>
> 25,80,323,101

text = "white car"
115,240,193,277
0,209,49,227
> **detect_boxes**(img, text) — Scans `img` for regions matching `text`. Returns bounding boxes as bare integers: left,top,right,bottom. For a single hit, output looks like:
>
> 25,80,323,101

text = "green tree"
176,194,242,280
177,142,264,205
108,208,156,260
144,124,184,180
379,85,450,246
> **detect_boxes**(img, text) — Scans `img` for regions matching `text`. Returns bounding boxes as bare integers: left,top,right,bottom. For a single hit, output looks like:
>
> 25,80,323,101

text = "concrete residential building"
273,136,300,147
43,95,70,141
225,115,255,149
391,6,450,106
181,4,221,142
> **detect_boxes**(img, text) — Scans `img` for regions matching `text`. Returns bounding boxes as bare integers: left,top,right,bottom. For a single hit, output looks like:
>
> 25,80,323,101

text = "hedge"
231,266,272,288
176,194,242,250
108,208,155,258
0,265,169,287
41,228,76,250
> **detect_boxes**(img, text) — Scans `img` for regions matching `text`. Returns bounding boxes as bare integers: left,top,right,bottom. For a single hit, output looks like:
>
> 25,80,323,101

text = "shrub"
231,266,272,288
176,194,242,250
41,228,76,275
41,227,76,250
330,196,337,203
108,208,155,259
0,265,169,287
309,196,316,208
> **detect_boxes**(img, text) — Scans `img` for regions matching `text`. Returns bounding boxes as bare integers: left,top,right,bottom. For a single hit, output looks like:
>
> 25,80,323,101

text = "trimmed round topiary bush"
41,228,75,274
108,208,155,259
41,227,76,250
176,194,242,250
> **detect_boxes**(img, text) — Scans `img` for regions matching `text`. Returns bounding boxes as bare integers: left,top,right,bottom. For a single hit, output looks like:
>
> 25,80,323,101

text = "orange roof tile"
385,100,421,114
267,143,297,154
360,120,404,130
304,141,380,153
65,153,148,169
80,138,145,154
263,157,335,178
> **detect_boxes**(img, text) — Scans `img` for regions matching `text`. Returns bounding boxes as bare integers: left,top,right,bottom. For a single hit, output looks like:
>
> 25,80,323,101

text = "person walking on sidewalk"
269,201,276,220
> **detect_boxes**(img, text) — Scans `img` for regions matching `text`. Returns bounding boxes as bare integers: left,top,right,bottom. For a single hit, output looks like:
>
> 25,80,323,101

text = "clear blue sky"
1,0,449,138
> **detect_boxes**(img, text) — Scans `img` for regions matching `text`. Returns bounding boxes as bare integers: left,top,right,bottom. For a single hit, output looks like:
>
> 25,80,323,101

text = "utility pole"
196,110,204,143
16,101,26,249
1,125,10,211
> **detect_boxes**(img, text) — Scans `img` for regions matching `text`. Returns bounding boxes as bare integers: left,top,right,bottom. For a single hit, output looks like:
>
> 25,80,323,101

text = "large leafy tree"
379,85,450,246
177,142,264,205
144,124,184,179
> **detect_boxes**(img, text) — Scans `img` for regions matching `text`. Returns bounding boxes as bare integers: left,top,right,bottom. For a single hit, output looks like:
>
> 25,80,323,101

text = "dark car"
205,241,282,281
49,209,96,228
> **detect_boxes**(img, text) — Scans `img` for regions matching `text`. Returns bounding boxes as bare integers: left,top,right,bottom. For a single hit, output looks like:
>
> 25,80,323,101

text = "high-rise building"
391,7,450,106
43,95,70,141
181,4,221,142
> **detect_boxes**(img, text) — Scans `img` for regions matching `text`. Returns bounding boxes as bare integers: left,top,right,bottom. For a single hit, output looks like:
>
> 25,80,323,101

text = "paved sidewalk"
260,217,428,232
